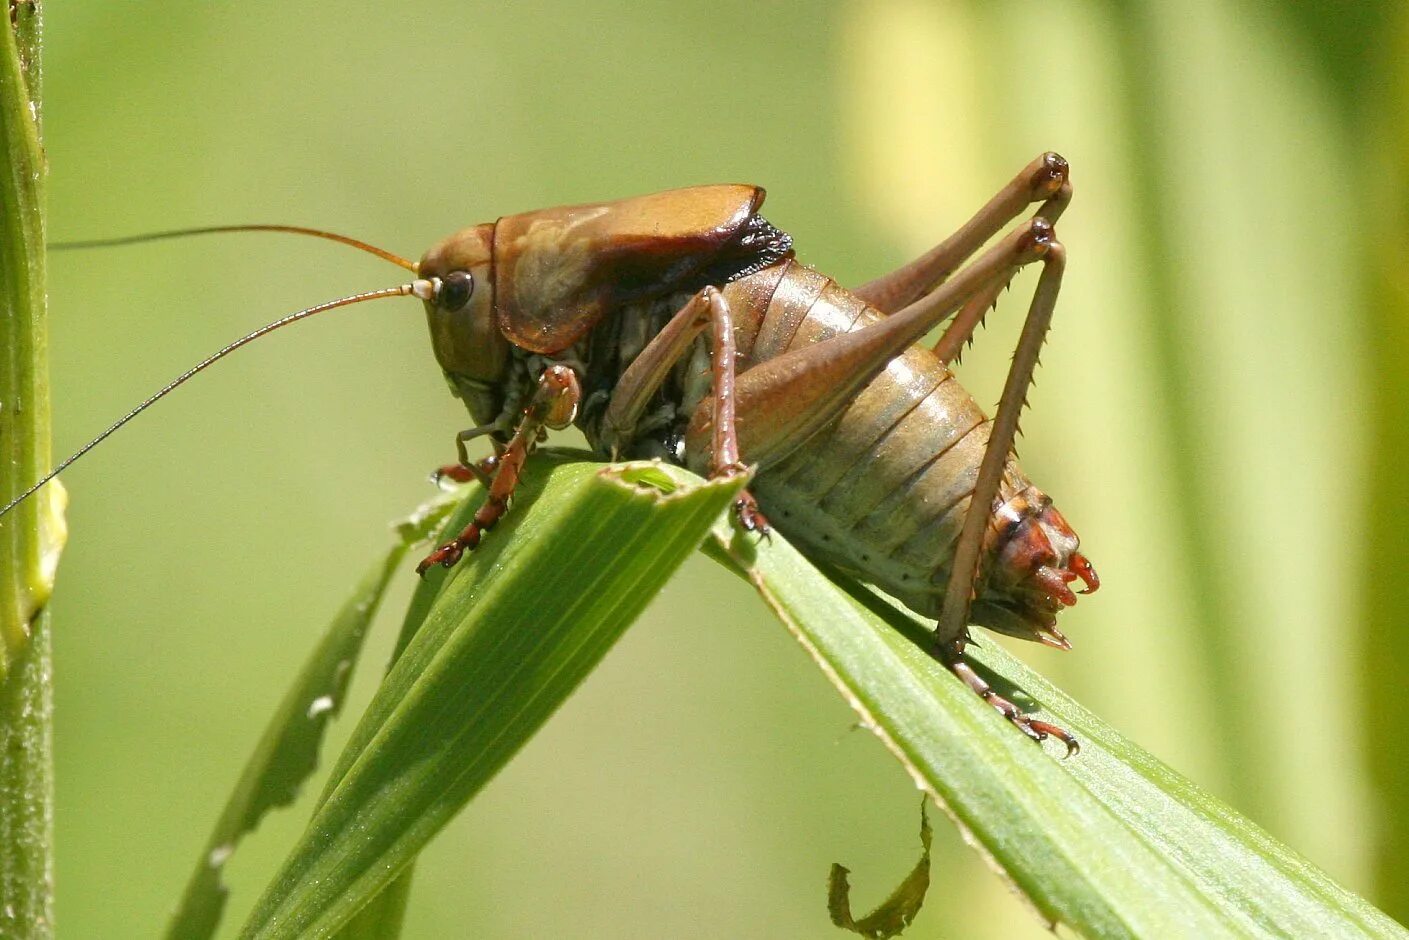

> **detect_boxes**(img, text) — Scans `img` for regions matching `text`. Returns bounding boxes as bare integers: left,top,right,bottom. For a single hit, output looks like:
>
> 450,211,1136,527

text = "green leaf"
166,490,460,940
327,494,480,940
240,452,745,939
703,525,1408,938
165,543,409,940
829,801,932,939
323,455,735,940
326,870,413,940
0,0,60,666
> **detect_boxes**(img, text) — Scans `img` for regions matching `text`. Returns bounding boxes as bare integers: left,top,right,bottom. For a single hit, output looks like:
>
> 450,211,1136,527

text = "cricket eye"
439,270,475,311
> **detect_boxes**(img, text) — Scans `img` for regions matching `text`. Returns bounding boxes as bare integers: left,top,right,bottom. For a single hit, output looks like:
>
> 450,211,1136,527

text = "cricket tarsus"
731,489,772,540
939,636,1079,758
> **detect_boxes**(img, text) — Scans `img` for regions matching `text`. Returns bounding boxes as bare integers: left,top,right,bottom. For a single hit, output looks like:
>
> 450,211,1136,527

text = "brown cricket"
3,152,1097,752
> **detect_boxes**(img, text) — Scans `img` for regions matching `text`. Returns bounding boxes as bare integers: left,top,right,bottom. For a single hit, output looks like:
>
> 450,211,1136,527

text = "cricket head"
418,222,510,425
970,494,1098,649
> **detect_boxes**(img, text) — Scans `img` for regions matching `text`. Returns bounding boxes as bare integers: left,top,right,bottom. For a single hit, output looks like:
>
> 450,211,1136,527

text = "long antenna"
0,280,438,520
53,224,419,273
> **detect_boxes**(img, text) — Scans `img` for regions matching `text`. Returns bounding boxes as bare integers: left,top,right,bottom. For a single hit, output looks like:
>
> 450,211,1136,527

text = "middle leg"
599,287,770,533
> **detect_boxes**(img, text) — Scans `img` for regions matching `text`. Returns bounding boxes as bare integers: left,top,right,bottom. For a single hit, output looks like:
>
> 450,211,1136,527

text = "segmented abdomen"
726,260,1034,618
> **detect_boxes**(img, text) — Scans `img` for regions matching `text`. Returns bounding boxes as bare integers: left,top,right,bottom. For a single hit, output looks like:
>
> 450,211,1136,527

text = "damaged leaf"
703,523,1406,938
240,455,744,939
829,801,932,939
163,496,445,940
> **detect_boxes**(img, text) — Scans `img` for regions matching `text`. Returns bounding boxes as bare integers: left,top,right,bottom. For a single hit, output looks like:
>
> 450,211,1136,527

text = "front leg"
432,426,503,487
432,453,499,488
417,365,581,575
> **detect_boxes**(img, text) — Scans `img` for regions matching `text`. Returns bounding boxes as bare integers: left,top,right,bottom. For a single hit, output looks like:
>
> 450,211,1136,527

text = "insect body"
5,153,1097,751
414,154,1096,750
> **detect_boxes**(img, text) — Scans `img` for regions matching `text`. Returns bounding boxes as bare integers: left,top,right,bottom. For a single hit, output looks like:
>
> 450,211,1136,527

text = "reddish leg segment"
432,453,499,488
938,635,1078,757
433,429,503,487
417,365,582,575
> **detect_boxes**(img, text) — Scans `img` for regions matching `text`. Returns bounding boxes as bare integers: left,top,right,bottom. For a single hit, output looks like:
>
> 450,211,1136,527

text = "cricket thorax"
574,289,711,462
572,217,794,462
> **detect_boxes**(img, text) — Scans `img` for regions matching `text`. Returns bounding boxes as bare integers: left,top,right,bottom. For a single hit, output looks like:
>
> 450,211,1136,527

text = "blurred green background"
37,1,1407,937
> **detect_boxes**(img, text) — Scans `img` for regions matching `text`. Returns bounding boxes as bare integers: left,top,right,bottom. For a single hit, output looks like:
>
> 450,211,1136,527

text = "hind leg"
853,152,1071,315
938,634,1078,757
930,223,1079,753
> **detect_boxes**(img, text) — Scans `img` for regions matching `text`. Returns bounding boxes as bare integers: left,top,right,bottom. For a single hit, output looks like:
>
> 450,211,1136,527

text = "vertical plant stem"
0,2,57,936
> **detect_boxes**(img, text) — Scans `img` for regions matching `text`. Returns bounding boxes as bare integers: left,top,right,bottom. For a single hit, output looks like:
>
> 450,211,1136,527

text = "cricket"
2,151,1097,753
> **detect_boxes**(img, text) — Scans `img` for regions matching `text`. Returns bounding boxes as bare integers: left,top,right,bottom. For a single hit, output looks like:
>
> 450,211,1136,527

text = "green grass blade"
327,869,413,940
703,525,1407,938
166,493,461,940
0,0,57,663
240,453,744,939
165,544,409,940
327,494,483,940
